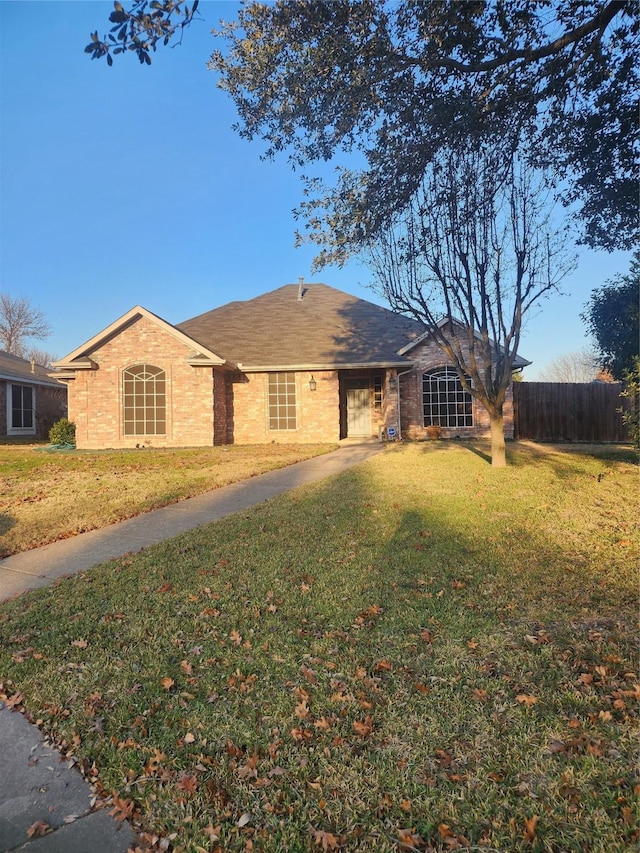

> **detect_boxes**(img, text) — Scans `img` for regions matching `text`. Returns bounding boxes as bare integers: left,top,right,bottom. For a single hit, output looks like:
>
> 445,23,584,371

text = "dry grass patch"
0,441,637,852
0,444,335,557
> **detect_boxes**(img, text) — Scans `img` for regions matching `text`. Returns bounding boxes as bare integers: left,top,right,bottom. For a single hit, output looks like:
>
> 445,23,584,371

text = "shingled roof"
0,350,63,387
177,283,424,370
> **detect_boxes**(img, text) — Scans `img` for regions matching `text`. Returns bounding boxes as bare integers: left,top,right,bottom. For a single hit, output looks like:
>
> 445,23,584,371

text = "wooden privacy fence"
513,382,630,442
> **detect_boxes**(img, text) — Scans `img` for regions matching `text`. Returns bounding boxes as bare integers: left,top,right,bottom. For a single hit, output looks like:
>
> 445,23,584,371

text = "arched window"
123,364,166,436
423,367,473,428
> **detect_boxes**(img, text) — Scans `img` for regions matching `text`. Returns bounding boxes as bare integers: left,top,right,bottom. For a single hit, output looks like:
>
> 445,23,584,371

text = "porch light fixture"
308,375,317,391
388,376,397,389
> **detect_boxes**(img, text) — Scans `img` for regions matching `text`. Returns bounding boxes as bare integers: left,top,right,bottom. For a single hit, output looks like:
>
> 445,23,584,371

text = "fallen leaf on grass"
295,699,310,719
398,827,423,849
144,748,166,775
310,826,341,850
523,815,539,842
71,638,88,648
621,806,635,825
237,751,259,781
516,694,539,706
291,727,313,741
176,773,198,793
438,823,471,849
435,749,453,767
3,691,23,709
160,677,175,691
204,824,221,841
109,795,135,822
353,715,373,738
268,765,287,777
301,665,318,685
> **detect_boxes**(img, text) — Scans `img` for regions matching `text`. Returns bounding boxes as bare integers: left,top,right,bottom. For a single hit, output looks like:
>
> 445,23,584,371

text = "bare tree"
367,148,574,467
23,346,58,369
538,350,599,383
0,293,51,357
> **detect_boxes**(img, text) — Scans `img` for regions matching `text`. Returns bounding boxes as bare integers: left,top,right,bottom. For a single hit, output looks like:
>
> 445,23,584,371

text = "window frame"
267,372,297,431
122,364,167,437
373,374,383,411
422,366,474,429
7,383,35,435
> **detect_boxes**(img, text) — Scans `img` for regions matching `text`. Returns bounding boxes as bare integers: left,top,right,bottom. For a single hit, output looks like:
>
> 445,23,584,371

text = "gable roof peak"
53,305,227,369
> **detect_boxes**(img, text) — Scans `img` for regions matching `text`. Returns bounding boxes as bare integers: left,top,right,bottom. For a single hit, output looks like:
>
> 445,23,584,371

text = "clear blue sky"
0,1,633,377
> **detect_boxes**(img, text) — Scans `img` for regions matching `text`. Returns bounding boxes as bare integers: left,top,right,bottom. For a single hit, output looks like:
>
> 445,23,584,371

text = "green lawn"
0,443,334,557
0,442,637,852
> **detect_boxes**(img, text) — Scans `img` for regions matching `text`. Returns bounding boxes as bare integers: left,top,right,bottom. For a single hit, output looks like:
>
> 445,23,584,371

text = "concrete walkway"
0,440,383,851
0,440,383,602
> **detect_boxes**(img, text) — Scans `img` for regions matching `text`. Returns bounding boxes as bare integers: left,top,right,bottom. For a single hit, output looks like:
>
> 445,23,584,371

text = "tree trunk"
489,409,507,467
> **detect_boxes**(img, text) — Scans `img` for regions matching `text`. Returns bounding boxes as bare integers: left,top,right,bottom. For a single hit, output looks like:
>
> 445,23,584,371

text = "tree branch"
421,1,625,74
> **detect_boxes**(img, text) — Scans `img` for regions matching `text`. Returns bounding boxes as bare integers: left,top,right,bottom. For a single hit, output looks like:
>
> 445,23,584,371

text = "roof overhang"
0,371,64,388
236,360,414,373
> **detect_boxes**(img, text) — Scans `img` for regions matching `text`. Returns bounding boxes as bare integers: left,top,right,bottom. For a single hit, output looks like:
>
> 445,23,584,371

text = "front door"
346,385,371,436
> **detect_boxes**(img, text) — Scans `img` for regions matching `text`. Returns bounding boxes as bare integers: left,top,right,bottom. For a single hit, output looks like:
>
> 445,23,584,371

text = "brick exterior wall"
398,339,515,440
231,370,342,444
67,316,215,449
62,315,514,448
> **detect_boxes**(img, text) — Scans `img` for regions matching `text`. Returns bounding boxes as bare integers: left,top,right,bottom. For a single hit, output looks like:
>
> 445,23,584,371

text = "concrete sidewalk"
0,440,383,602
0,440,383,852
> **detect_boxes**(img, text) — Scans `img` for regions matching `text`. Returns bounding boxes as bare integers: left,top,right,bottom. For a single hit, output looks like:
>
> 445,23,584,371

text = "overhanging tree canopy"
87,1,638,253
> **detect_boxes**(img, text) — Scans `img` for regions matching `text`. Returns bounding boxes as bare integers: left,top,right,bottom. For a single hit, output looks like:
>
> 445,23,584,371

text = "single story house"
0,350,67,440
52,282,529,449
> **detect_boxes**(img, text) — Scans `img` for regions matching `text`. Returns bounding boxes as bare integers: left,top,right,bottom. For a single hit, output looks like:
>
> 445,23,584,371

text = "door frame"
341,376,372,438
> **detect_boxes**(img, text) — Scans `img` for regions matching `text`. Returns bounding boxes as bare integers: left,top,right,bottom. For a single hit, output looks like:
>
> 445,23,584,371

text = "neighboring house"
0,351,67,440
52,283,529,450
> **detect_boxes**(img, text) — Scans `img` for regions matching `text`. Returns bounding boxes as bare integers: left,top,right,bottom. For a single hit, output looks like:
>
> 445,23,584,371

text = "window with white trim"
123,364,166,436
268,372,297,430
8,384,35,434
423,367,473,428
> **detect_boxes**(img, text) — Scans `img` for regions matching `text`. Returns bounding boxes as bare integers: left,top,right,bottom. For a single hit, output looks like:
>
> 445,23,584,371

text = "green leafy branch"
85,0,200,66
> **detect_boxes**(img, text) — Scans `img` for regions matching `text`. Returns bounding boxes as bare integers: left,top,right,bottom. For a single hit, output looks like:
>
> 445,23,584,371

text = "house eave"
187,356,233,368
50,358,97,371
237,359,414,373
0,371,64,388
